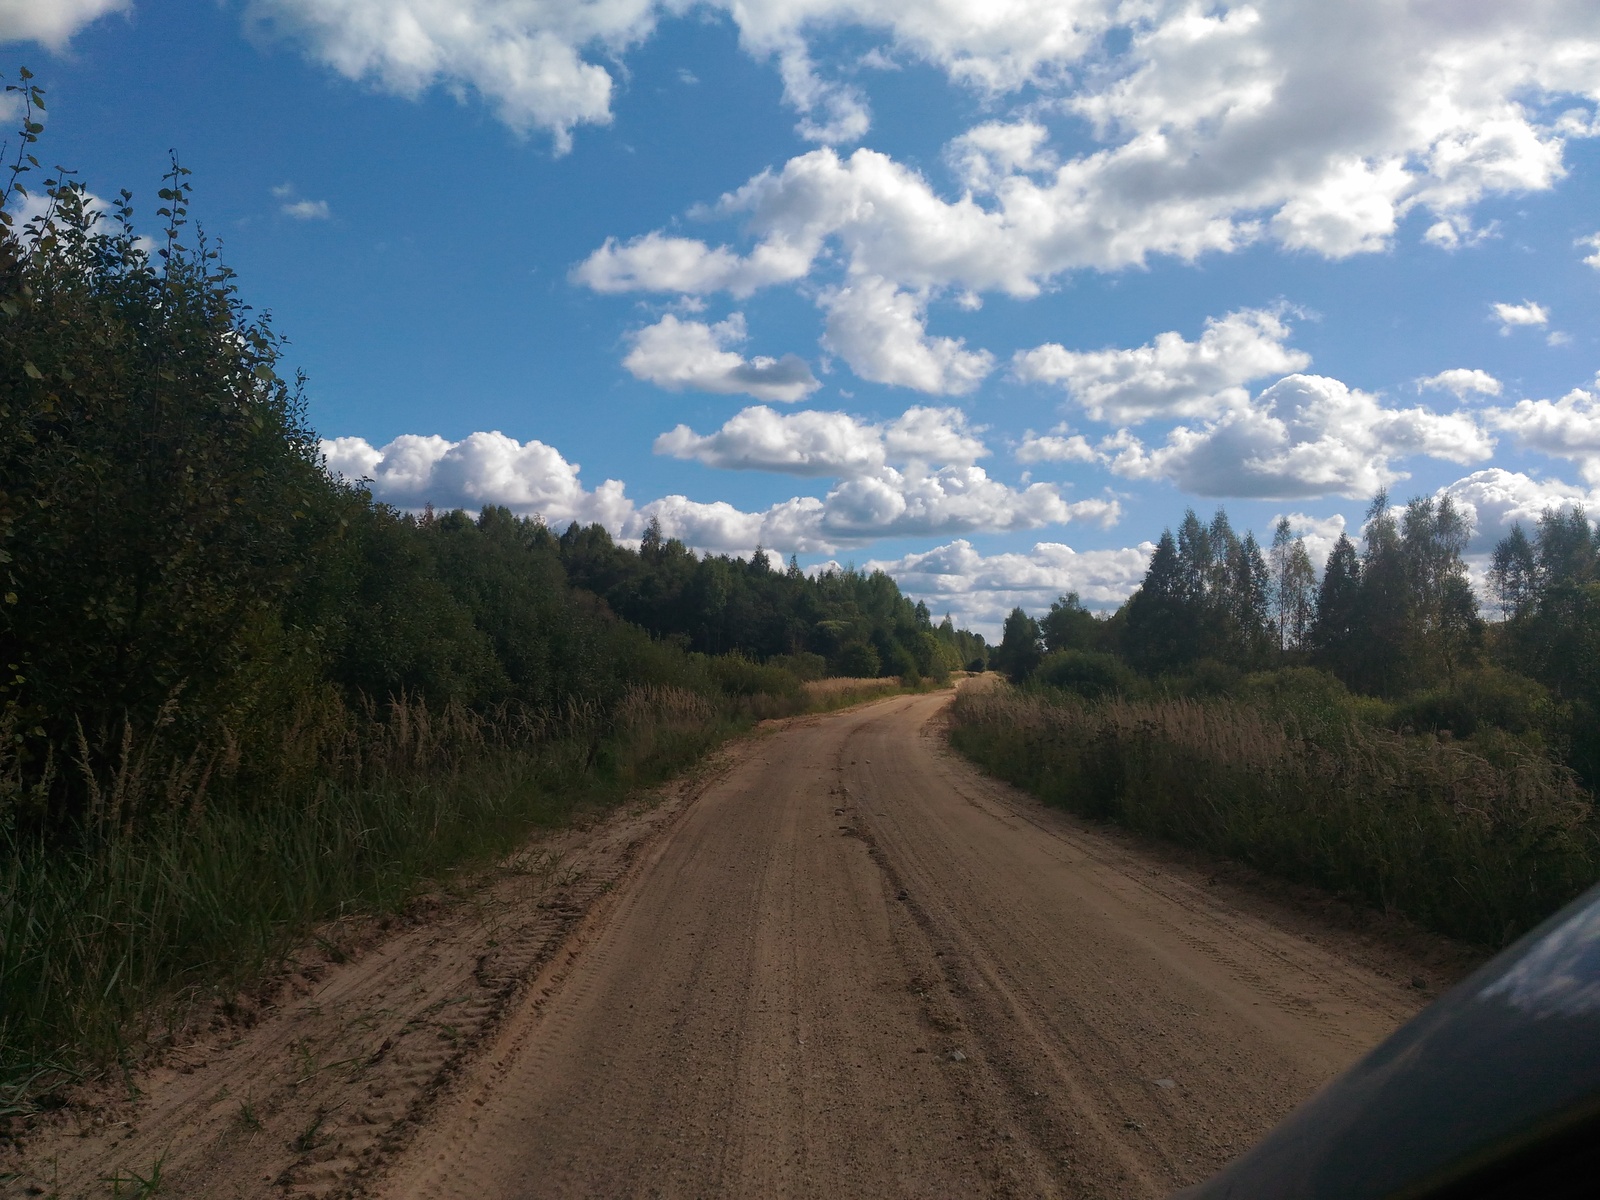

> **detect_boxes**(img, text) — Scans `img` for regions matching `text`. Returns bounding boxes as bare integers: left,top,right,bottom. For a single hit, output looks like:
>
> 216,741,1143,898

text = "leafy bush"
1391,667,1556,742
1033,650,1136,700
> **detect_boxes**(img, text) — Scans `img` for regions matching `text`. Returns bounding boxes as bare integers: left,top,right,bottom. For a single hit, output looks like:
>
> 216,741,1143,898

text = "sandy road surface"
11,688,1453,1199
375,690,1436,1199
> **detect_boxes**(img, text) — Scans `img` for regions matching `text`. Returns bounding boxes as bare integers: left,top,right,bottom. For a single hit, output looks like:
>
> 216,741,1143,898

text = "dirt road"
376,690,1434,1199
13,688,1456,1198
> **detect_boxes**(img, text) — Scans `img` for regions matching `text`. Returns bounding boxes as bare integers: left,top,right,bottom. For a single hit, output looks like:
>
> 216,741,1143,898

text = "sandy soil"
9,688,1474,1198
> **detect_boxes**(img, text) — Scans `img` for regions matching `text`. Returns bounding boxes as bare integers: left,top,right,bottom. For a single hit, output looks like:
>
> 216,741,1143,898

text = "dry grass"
949,686,1600,949
801,676,921,714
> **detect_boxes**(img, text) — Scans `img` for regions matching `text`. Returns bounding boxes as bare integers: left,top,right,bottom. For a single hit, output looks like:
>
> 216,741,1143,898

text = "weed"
290,1108,327,1153
101,1149,165,1198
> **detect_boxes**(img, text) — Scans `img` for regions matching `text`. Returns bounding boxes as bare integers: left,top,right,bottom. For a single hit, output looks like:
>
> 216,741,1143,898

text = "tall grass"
949,687,1600,948
0,684,746,1098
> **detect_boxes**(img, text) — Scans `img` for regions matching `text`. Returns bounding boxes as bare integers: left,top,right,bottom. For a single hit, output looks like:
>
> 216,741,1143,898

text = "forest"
960,497,1600,948
0,79,979,1085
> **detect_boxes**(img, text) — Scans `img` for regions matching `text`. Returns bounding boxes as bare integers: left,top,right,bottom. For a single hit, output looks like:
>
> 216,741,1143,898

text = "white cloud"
946,120,1055,192
325,416,1111,558
1437,467,1600,551
1419,368,1502,399
1491,388,1600,483
574,3,1600,305
282,198,332,220
321,432,633,529
1015,424,1097,464
1106,373,1494,499
248,0,649,153
1267,511,1349,570
657,407,884,477
572,231,811,297
860,538,1154,637
1013,307,1309,424
1493,300,1550,333
652,401,1105,550
656,403,987,476
820,275,993,394
1580,232,1600,269
635,465,1116,558
272,182,331,220
245,0,1117,150
623,313,818,402
0,0,126,50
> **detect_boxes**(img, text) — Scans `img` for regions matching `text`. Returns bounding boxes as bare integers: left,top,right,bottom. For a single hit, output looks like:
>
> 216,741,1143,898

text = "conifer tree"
1309,533,1362,672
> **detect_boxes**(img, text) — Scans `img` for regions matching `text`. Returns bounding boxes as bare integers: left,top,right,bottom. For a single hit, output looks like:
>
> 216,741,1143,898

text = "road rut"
376,690,1433,1199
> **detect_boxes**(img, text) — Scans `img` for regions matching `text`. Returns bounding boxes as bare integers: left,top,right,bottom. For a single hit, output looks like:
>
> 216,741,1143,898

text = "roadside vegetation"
0,76,981,1098
956,498,1600,949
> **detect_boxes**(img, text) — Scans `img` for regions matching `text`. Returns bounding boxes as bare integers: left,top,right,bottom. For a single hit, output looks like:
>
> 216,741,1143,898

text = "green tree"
992,608,1044,683
1040,592,1098,653
1309,533,1361,673
1,161,340,823
1269,517,1317,651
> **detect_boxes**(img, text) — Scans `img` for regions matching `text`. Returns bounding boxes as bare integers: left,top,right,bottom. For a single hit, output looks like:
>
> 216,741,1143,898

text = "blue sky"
6,0,1600,632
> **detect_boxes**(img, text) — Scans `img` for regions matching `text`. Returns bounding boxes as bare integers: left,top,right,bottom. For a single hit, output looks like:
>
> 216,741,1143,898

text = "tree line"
0,94,981,839
992,498,1600,791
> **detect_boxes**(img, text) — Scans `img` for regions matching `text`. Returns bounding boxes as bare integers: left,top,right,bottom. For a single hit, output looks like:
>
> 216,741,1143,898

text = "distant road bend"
379,688,1430,1199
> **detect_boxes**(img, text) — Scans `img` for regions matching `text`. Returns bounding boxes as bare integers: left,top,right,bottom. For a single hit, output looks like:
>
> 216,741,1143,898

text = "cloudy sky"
7,0,1600,632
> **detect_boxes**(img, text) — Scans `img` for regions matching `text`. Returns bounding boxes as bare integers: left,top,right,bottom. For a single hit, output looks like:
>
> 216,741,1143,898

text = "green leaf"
22,361,43,380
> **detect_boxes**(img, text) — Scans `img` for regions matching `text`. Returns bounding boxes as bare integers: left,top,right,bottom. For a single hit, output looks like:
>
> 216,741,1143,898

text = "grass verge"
1,680,901,1109
948,685,1600,950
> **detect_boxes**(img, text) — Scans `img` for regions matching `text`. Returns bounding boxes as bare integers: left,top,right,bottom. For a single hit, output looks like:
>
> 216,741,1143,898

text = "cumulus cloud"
820,275,993,394
946,120,1055,192
1436,467,1600,551
244,0,1119,150
1490,387,1600,483
247,0,648,152
1014,424,1097,464
1266,511,1349,570
321,432,632,529
655,403,994,477
650,402,1106,550
0,0,126,49
1580,232,1600,269
1419,368,1502,399
572,232,811,297
325,414,1108,558
634,465,1115,557
623,313,818,402
1493,300,1550,333
860,538,1154,636
1106,373,1494,499
574,3,1600,305
657,406,887,476
1013,307,1309,424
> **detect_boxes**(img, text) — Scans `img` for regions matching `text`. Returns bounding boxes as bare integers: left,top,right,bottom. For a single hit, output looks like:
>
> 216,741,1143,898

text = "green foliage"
1032,650,1135,700
991,607,1043,683
0,87,982,1083
1120,507,1272,674
951,687,1600,948
1488,508,1600,787
1039,592,1100,653
557,523,965,678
